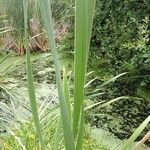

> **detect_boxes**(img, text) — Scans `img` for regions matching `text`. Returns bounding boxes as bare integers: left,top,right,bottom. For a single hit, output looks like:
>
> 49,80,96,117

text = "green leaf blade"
38,0,75,149
73,0,96,140
23,0,45,149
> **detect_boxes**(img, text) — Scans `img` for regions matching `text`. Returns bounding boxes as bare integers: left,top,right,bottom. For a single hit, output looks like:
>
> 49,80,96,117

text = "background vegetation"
59,0,150,142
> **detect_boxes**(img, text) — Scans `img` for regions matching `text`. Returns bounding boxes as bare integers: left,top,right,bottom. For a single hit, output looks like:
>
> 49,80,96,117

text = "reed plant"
23,0,96,149
22,0,150,150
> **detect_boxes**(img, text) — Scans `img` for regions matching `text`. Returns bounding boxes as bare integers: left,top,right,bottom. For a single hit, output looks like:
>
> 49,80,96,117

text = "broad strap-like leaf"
38,0,75,149
73,0,96,139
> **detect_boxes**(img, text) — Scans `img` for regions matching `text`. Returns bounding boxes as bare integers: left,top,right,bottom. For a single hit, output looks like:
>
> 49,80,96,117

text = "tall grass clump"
23,0,96,150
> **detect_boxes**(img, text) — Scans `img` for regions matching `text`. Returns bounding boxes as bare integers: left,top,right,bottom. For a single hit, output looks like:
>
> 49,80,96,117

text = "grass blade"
99,72,127,88
122,115,150,150
7,128,26,150
54,115,62,150
23,0,45,149
37,0,75,149
0,53,12,65
73,0,96,139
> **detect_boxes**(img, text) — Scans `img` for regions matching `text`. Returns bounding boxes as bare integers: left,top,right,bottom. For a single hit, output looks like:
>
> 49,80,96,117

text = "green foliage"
90,0,150,85
59,0,150,88
0,120,110,150
87,1,150,142
2,0,38,36
1,0,150,149
2,0,24,35
122,115,150,150
51,0,74,23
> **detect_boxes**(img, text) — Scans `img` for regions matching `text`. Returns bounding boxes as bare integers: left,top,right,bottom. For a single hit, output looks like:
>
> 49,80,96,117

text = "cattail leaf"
73,0,96,141
38,0,75,149
23,0,45,149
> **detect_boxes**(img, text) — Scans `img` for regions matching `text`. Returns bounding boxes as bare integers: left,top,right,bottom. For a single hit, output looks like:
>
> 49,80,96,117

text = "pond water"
0,53,42,72
0,52,58,133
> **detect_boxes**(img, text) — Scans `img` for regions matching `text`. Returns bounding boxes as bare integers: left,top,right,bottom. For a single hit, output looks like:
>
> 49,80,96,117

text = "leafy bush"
90,0,150,86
